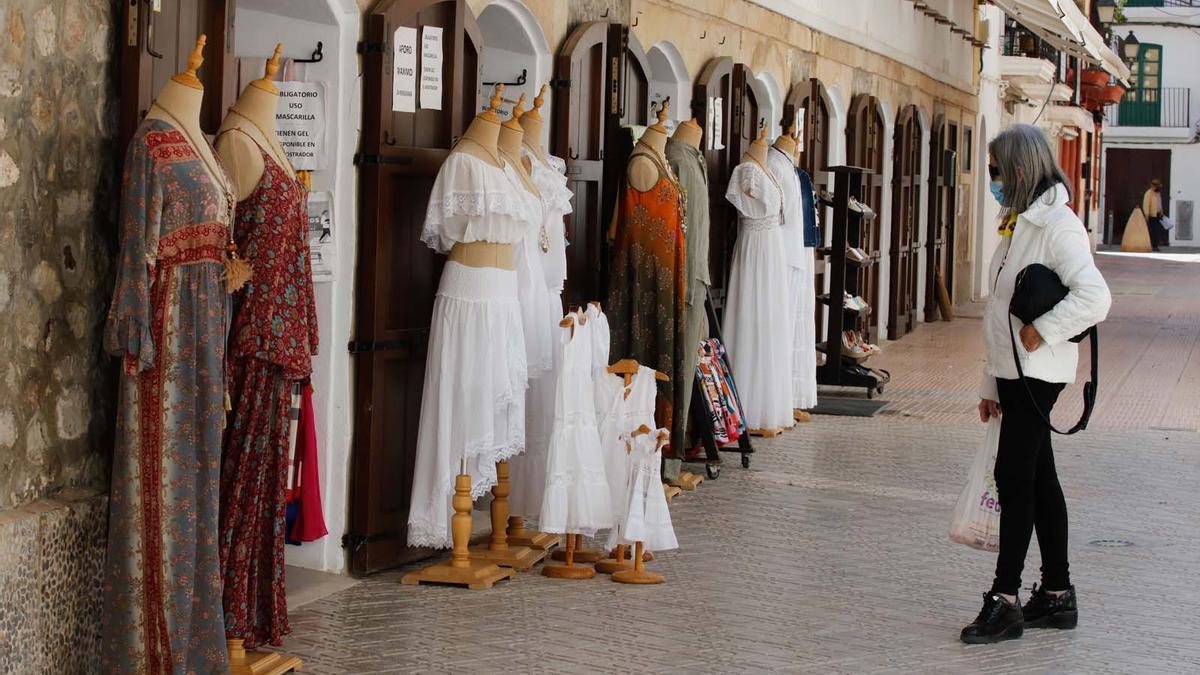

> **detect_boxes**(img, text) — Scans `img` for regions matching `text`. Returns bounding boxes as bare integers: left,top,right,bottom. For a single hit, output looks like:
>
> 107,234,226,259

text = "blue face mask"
989,180,1005,205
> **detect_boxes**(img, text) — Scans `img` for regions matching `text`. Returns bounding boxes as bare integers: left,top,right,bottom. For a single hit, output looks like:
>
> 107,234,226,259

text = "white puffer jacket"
980,183,1112,401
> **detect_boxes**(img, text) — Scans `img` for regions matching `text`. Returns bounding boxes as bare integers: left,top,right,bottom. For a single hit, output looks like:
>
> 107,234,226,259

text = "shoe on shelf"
841,331,870,359
1022,585,1078,630
961,592,1024,644
846,247,868,264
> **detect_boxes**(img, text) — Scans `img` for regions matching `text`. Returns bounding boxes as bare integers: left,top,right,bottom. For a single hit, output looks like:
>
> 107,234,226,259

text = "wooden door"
925,115,955,322
117,0,237,153
694,57,735,311
785,78,832,331
846,95,884,343
348,0,482,576
1104,147,1171,244
555,22,609,308
889,106,921,340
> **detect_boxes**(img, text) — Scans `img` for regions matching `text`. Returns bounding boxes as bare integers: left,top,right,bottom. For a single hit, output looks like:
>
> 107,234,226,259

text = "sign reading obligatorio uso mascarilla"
275,81,328,171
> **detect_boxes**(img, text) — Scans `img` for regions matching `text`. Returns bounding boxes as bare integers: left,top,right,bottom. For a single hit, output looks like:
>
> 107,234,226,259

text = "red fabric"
290,383,328,543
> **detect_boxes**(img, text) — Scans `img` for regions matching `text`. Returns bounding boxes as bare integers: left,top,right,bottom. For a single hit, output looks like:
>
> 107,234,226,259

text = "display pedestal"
402,474,516,589
550,532,602,563
542,533,596,579
506,516,560,550
672,470,703,490
748,428,781,438
227,639,301,675
664,484,682,502
794,409,812,422
612,542,664,584
469,461,545,570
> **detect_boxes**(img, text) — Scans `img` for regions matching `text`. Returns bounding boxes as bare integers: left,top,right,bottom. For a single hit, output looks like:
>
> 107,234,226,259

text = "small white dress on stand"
539,312,613,536
767,148,818,410
407,151,536,549
621,430,678,552
594,365,658,550
723,159,796,431
509,150,573,518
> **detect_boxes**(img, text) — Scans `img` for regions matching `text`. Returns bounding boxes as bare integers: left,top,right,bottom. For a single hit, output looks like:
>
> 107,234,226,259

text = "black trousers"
1149,216,1169,249
992,377,1069,596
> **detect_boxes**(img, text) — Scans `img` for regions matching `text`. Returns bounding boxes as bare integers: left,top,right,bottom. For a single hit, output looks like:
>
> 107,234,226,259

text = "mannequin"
628,100,672,192
448,86,513,271
146,36,226,193
218,44,295,201
468,92,544,572
673,118,703,150
744,121,771,169
519,83,551,165
772,123,798,159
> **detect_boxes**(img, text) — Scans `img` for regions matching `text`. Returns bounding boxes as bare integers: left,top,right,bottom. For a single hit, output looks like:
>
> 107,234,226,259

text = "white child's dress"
539,312,613,536
621,429,678,552
595,364,659,550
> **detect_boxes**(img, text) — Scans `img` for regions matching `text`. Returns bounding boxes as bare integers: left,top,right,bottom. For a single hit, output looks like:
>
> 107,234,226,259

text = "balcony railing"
1002,20,1062,79
1123,1,1198,7
1106,87,1192,127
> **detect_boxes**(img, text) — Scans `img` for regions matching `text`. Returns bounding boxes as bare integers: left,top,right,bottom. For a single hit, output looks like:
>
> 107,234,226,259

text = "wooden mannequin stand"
506,517,560,551
611,541,664,585
469,461,545,570
542,533,596,579
227,639,301,675
402,474,516,589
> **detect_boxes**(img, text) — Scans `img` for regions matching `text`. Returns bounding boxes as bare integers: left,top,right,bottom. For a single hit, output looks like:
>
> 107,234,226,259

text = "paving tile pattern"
283,255,1200,674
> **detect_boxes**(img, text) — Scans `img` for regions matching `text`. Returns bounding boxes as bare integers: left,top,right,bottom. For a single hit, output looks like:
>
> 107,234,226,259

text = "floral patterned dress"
218,130,318,650
607,146,687,453
102,118,233,674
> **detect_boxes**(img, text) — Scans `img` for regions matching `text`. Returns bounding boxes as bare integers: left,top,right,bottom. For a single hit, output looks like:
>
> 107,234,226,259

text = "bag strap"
1008,321,1097,435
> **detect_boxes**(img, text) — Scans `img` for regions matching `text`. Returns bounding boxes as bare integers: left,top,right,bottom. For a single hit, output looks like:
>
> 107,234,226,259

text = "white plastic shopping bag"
949,418,1003,552
1161,215,1175,232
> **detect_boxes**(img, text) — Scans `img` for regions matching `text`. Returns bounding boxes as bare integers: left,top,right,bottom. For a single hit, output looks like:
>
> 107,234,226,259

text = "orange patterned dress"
606,147,687,452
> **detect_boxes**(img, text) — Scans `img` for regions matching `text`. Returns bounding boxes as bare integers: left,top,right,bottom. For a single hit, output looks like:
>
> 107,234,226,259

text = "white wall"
974,4,1005,300
235,0,360,574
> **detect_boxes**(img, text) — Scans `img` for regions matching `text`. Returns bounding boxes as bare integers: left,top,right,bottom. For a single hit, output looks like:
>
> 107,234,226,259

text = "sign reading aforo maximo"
393,26,418,113
275,81,328,170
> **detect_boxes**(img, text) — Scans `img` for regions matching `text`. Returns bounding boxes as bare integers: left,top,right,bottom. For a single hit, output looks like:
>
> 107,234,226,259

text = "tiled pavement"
282,254,1200,674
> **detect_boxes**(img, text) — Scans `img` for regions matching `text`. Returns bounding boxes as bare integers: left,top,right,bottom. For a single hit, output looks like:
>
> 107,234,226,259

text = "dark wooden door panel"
846,95,884,343
1104,148,1171,244
694,57,734,310
889,106,921,340
350,0,481,576
785,78,831,332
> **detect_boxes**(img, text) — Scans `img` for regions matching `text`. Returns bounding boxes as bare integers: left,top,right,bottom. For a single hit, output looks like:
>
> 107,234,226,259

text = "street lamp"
1096,0,1117,25
1121,30,1140,65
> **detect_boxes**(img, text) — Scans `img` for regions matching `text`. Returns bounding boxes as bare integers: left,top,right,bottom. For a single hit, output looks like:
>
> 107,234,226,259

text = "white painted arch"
754,72,783,140
477,0,553,147
648,41,691,123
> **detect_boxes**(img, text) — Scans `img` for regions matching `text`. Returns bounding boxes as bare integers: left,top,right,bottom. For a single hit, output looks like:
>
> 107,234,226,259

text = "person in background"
966,124,1112,644
1142,178,1166,251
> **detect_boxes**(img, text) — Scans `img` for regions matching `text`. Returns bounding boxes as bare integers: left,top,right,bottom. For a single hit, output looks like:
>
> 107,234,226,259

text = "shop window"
962,126,973,173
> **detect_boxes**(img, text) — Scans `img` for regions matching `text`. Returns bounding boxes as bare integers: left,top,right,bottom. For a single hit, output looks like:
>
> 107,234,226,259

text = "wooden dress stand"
469,460,547,571
227,639,302,675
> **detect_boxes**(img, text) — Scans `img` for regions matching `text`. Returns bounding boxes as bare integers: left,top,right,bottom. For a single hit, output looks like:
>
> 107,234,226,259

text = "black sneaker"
961,592,1024,644
1023,584,1078,630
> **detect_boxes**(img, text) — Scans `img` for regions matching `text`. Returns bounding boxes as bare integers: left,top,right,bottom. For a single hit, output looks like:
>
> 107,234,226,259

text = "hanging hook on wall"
632,15,639,27
295,41,324,64
569,148,580,160
700,31,707,40
719,36,727,45
483,68,528,88
601,7,610,18
382,130,398,146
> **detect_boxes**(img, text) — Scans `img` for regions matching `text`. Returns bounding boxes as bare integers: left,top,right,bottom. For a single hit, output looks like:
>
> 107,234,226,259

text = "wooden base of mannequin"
664,484,682,502
794,409,812,422
468,462,546,570
612,542,664,585
401,474,516,590
550,548,602,563
227,639,301,675
671,471,703,490
596,543,654,573
748,428,781,438
542,534,596,579
505,517,561,550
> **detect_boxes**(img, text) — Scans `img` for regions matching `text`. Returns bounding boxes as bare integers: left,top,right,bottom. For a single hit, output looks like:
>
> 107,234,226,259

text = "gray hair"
987,124,1071,217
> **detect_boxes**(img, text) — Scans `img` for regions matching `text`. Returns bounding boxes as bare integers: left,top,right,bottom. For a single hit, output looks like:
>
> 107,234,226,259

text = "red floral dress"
218,129,318,649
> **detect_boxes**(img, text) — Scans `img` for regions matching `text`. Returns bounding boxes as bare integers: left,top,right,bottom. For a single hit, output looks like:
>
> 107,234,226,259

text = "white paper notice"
705,97,715,150
795,109,806,153
275,81,327,171
712,97,725,151
420,26,443,111
307,192,335,281
392,27,417,113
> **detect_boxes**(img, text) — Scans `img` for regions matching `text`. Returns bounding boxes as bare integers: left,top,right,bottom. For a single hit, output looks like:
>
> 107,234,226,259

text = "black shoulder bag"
1009,263,1098,435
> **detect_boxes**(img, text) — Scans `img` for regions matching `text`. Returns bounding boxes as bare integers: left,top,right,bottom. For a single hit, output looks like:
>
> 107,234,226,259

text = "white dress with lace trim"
594,365,658,549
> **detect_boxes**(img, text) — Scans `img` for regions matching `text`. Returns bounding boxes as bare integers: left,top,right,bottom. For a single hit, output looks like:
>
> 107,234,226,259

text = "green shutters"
1120,43,1163,126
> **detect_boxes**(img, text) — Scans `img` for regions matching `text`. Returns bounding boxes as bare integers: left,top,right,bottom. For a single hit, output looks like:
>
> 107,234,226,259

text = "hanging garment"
217,130,319,650
767,148,818,410
586,303,611,382
539,313,614,536
408,152,536,549
620,430,679,552
287,382,328,545
665,137,711,453
101,119,233,674
510,149,573,518
595,365,657,550
797,168,821,248
695,339,746,444
607,146,687,448
723,159,796,431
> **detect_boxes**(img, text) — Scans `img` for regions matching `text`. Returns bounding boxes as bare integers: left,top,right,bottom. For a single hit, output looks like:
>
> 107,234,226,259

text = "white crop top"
421,151,538,254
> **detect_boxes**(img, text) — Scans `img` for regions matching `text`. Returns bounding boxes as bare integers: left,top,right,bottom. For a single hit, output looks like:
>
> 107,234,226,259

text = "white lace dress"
767,148,818,410
407,151,537,549
621,429,678,552
594,365,658,550
509,149,574,518
723,159,796,432
539,312,613,536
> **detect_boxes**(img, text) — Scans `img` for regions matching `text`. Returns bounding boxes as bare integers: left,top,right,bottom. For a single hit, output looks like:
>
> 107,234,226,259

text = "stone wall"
0,0,118,509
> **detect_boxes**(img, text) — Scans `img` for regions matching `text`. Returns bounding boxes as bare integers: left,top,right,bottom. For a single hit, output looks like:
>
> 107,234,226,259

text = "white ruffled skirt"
407,262,528,549
509,291,564,518
723,224,796,431
789,247,818,409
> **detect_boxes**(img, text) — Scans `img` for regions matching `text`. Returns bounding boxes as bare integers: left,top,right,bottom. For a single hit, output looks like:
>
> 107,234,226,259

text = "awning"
993,0,1131,86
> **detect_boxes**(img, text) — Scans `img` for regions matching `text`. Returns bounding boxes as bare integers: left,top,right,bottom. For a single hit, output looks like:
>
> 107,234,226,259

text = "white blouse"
725,159,784,230
522,148,573,292
421,151,538,254
766,147,807,267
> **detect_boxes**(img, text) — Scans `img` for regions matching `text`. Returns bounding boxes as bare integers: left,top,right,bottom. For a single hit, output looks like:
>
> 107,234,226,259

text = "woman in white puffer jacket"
961,124,1112,645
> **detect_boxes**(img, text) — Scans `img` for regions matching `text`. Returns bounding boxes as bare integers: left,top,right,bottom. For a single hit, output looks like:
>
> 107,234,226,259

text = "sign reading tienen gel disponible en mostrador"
275,81,328,171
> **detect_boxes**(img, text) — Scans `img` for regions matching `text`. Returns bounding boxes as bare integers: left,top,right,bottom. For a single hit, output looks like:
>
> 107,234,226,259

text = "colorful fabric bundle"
695,339,746,445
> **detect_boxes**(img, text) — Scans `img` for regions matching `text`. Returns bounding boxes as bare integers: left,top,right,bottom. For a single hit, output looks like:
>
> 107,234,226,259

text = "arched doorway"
648,41,690,126
889,105,922,340
351,0,483,574
785,78,833,331
846,94,885,344
925,115,957,321
477,0,552,146
752,73,782,141
694,57,735,310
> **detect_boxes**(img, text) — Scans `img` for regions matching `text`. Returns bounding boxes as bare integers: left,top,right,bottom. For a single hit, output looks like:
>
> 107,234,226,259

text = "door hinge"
551,78,572,89
347,338,413,354
358,40,387,54
353,154,414,166
341,533,394,551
